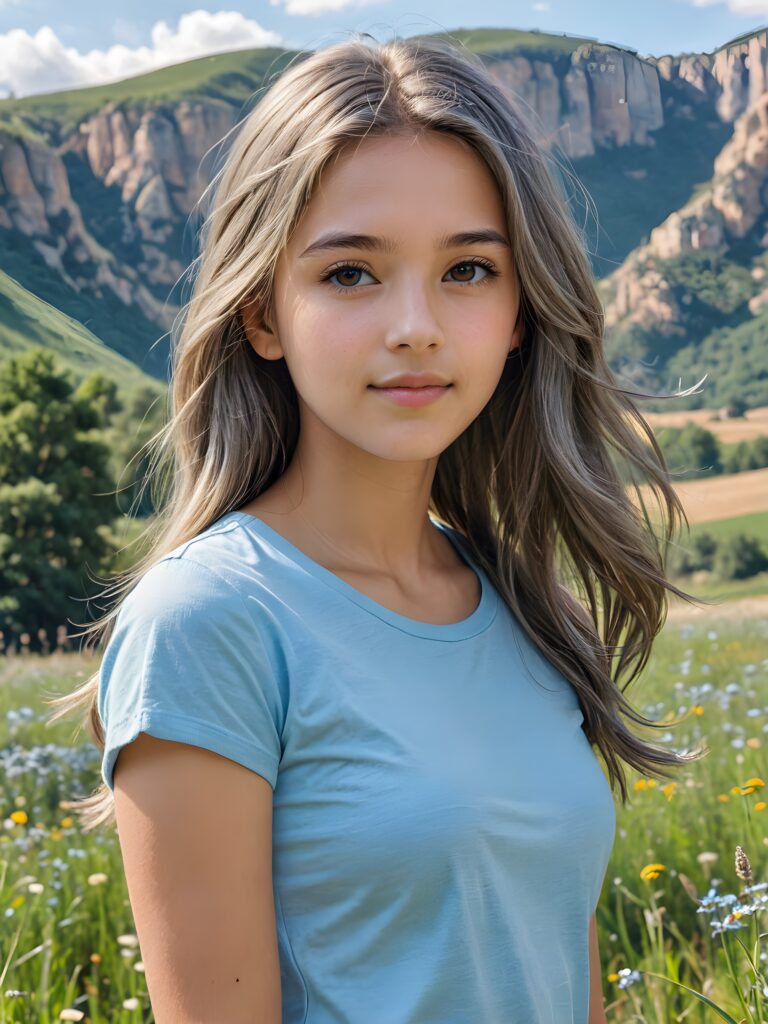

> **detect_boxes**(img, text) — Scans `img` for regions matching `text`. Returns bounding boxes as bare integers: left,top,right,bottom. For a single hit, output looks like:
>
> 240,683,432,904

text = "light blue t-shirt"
98,510,616,1024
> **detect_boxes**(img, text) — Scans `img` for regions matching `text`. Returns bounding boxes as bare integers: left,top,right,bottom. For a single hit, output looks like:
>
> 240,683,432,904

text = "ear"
240,299,284,361
509,304,525,354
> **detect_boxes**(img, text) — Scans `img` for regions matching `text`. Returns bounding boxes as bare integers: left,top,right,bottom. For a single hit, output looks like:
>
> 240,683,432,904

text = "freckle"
236,978,239,983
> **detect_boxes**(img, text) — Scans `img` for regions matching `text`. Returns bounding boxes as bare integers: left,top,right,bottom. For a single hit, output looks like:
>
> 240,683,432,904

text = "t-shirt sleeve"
97,554,285,793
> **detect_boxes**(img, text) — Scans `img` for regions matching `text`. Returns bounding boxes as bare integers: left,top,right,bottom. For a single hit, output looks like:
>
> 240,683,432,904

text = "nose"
382,278,446,353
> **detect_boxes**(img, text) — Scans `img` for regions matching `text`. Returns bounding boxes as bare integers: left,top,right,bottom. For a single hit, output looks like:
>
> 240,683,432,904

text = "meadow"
1,505,768,1020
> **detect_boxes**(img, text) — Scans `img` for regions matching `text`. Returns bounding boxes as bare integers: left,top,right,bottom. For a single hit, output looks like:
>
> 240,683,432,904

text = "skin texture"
239,130,523,617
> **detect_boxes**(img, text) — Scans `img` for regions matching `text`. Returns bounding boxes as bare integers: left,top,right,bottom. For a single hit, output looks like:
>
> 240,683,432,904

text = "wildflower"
87,873,108,886
615,967,642,989
9,811,28,825
697,851,719,865
59,1012,85,1022
736,846,754,886
640,863,666,881
122,998,140,1010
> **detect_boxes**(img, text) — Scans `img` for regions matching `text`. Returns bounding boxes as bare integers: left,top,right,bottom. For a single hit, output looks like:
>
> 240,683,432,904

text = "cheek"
285,309,370,394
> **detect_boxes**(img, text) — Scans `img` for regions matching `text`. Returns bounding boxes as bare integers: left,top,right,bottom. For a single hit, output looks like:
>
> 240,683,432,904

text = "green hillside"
0,48,299,138
0,268,166,402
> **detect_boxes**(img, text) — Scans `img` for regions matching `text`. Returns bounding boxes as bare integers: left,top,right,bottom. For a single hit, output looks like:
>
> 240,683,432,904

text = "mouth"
367,383,453,407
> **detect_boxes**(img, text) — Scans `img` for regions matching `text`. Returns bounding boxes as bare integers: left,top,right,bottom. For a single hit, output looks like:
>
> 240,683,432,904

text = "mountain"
0,26,765,403
599,86,768,410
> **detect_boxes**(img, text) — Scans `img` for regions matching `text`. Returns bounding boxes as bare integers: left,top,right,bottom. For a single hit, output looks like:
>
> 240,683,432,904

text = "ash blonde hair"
47,32,709,832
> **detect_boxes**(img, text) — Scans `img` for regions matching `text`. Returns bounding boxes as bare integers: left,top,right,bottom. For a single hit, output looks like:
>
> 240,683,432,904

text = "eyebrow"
298,228,512,259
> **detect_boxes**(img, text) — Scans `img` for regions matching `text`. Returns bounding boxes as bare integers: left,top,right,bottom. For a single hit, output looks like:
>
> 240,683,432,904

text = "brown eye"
447,259,499,285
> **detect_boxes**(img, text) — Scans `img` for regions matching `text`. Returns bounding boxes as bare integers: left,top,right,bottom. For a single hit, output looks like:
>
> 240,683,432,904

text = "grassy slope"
0,268,166,401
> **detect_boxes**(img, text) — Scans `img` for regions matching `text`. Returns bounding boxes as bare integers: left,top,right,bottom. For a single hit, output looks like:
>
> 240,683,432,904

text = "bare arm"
113,731,282,1024
588,911,609,1023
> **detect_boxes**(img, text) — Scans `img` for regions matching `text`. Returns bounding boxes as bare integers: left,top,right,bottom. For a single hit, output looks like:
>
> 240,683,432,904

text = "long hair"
46,32,709,832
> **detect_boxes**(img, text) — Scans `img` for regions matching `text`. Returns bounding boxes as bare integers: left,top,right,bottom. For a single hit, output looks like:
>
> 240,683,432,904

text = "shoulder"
122,513,273,621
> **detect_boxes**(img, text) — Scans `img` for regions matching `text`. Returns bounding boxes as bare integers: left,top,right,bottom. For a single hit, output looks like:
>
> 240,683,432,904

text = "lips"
368,384,452,408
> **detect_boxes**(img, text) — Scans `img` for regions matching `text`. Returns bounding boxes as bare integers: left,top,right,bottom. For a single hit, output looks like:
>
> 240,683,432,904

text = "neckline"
225,510,498,641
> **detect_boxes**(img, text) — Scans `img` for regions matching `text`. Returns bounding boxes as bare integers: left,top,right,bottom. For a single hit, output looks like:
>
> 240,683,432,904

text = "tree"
0,347,118,652
712,533,768,581
656,423,722,478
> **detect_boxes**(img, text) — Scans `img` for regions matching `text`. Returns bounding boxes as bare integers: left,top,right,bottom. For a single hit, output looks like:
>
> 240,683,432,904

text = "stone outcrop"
601,90,768,335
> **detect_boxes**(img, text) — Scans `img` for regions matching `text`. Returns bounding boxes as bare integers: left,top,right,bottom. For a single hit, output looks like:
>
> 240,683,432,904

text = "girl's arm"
113,731,282,1023
588,911,609,1023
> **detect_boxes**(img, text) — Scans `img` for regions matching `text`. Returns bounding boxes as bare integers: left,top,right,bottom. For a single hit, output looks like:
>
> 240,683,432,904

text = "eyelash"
320,257,501,295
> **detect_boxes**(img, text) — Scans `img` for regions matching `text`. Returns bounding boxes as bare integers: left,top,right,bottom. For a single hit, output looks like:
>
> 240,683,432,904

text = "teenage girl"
51,32,709,1024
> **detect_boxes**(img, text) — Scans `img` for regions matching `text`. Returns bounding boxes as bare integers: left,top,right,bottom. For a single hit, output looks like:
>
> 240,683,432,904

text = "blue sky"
0,0,765,99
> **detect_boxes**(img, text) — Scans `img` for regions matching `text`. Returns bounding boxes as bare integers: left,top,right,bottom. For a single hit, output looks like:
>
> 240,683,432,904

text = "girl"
50,32,709,1024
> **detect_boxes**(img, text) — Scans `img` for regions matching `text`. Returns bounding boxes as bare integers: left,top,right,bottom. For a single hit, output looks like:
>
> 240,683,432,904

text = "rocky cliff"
601,88,768,337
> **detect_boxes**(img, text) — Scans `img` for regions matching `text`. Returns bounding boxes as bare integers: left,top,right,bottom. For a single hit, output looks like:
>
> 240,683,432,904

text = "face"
243,131,523,465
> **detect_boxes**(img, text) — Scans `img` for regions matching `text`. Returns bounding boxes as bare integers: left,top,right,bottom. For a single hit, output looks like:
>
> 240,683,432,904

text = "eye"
321,261,376,292
320,258,500,295
447,259,500,286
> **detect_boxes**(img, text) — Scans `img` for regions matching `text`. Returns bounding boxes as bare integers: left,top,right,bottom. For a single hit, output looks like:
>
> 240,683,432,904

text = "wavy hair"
46,32,710,832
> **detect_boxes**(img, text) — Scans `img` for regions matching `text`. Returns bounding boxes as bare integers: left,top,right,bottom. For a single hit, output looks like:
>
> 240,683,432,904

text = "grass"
1,589,768,1019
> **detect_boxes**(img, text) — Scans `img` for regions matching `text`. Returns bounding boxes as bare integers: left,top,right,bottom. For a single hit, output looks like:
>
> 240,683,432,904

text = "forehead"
289,132,506,250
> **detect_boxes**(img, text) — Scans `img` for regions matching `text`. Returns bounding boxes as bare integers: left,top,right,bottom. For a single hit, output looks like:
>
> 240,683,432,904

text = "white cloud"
692,0,768,12
532,2,551,10
269,0,386,15
0,9,284,99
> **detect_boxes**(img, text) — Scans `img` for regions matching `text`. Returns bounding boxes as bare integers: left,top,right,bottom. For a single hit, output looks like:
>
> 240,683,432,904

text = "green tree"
712,533,768,581
0,347,118,651
655,423,722,478
103,383,167,518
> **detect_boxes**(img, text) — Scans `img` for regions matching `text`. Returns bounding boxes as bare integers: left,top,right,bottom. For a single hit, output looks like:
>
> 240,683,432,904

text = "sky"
0,0,766,100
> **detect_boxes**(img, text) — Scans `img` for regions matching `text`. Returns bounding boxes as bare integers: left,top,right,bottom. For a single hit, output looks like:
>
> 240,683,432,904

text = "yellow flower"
634,779,647,791
607,972,619,983
718,794,731,803
9,810,28,825
747,739,761,749
755,802,766,812
663,783,677,801
691,705,704,715
745,777,765,788
60,817,73,828
640,863,666,881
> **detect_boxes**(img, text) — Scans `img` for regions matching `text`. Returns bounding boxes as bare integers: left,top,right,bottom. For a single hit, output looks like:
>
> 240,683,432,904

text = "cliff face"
0,28,766,373
489,43,666,158
601,88,768,336
651,28,768,124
